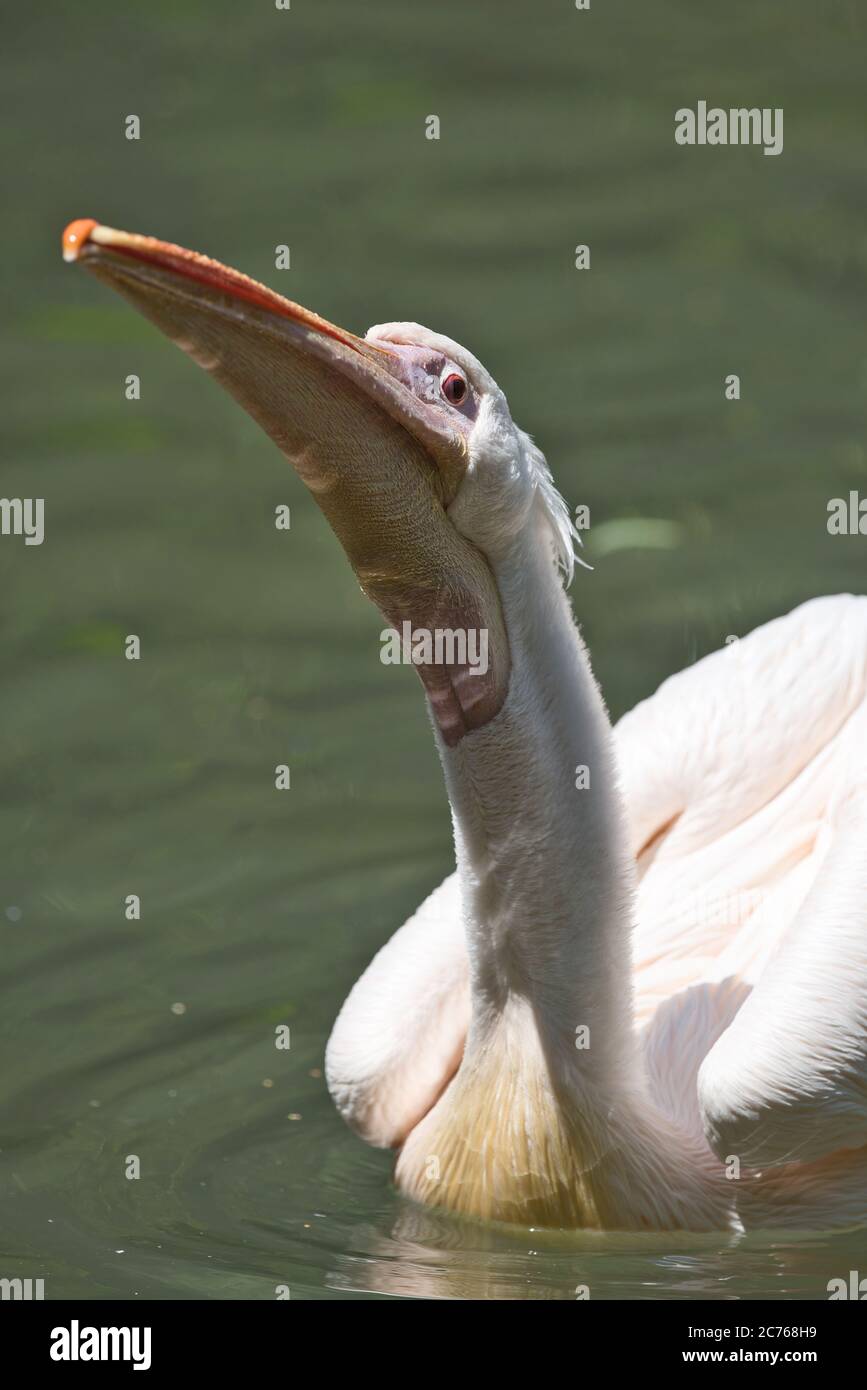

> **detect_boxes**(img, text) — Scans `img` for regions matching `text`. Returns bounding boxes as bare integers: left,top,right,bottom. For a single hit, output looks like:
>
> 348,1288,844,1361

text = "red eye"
441,373,467,405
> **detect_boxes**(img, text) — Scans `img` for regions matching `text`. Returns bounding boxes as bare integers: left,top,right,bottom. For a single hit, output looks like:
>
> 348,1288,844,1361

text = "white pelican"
64,219,867,1232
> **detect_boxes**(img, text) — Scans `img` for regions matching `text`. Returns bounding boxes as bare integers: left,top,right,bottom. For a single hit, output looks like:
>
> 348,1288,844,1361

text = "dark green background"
1,0,865,1297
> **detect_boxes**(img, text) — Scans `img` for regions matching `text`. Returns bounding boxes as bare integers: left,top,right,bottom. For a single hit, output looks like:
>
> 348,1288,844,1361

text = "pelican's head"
62,220,573,743
362,321,576,580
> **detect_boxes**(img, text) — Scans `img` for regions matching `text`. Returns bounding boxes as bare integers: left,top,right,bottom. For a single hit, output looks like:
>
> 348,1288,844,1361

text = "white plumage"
327,335,867,1232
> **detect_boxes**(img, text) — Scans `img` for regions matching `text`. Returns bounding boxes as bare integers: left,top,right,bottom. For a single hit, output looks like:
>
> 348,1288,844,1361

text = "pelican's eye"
441,372,467,406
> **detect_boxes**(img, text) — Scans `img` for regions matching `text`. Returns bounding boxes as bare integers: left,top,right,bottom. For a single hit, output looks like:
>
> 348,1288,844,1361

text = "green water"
2,1,866,1299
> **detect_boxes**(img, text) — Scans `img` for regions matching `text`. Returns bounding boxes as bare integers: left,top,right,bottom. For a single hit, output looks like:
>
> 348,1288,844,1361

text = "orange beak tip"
62,218,99,263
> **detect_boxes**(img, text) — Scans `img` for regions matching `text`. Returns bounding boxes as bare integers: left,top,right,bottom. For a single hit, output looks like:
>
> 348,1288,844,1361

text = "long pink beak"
62,218,509,743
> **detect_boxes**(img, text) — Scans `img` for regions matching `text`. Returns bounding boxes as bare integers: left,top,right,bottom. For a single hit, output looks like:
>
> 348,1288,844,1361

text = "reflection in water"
323,1197,861,1302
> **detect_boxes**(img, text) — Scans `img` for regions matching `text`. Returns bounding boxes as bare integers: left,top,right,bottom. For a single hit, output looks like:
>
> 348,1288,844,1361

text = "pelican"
63,219,867,1232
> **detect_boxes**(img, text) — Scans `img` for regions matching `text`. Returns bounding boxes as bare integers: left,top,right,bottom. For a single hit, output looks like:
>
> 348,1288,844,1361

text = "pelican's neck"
437,522,638,1088
397,519,726,1228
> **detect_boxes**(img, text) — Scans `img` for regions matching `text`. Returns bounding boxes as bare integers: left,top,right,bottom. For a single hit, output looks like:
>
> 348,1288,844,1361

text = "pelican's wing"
325,872,468,1147
697,733,867,1167
615,595,867,867
615,594,867,1165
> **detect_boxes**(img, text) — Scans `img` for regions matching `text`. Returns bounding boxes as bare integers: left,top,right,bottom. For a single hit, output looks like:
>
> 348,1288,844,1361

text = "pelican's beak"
62,219,508,743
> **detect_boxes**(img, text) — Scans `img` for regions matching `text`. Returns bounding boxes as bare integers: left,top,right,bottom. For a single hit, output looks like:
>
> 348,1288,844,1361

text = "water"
2,0,866,1298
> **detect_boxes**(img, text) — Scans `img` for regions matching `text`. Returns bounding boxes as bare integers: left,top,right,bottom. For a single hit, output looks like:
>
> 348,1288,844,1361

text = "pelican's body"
64,219,867,1231
330,591,867,1231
